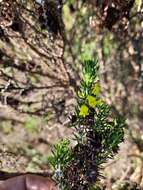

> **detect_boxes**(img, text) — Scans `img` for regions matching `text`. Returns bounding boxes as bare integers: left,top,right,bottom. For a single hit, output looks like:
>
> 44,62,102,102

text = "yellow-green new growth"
87,95,102,108
92,83,100,96
79,104,89,117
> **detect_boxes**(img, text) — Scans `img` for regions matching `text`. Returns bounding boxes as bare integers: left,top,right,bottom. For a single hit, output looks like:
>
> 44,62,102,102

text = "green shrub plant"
48,59,126,190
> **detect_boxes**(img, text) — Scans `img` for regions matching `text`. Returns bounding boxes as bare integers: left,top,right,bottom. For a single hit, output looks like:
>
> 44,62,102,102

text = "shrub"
48,59,126,190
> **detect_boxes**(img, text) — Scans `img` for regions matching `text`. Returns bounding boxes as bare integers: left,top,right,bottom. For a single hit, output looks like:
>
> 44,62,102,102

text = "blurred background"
0,0,143,189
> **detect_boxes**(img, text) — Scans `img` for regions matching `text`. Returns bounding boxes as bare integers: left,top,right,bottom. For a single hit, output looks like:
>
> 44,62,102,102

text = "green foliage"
82,59,99,85
48,139,73,189
48,139,73,171
48,58,126,190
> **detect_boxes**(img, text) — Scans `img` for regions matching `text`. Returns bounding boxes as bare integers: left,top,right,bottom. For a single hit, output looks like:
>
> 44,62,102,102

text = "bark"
0,1,65,189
